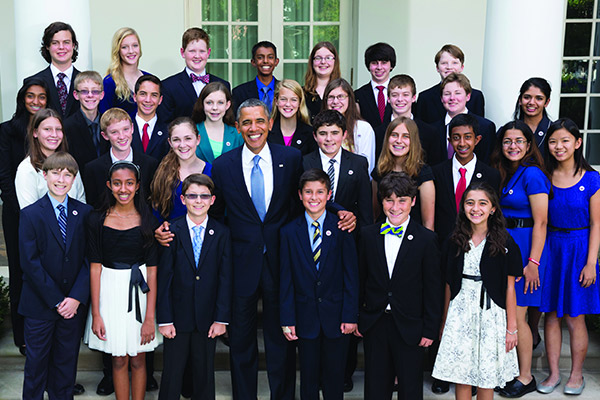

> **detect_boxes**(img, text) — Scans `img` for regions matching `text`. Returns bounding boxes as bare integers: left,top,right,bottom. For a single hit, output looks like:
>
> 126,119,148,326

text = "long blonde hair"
106,27,142,102
271,79,311,125
377,117,424,179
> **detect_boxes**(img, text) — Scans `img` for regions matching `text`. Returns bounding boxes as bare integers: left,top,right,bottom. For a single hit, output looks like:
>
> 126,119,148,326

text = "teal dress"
195,122,244,163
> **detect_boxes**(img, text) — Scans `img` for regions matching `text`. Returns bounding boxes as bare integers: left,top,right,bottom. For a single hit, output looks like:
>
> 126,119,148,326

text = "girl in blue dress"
491,120,550,397
513,78,552,157
538,118,600,396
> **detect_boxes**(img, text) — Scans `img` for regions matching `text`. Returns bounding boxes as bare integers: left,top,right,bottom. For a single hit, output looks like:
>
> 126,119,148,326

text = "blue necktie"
251,155,266,221
261,86,272,114
192,225,203,267
57,204,67,244
312,221,321,270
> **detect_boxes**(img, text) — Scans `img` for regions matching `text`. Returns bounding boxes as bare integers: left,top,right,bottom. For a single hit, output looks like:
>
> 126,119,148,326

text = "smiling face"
382,193,415,226
107,168,139,207
312,47,335,79
388,85,416,117
547,127,582,163
519,86,549,119
134,81,162,120
276,87,300,119
34,117,63,157
501,128,530,166
25,85,47,115
44,168,75,202
101,119,133,153
299,180,331,220
236,106,272,154
251,46,279,79
314,123,346,157
450,125,481,165
369,60,392,85
181,39,210,74
203,90,230,123
168,123,200,162
73,79,104,112
388,123,411,159
463,189,495,229
47,30,74,68
119,34,141,67
181,183,215,222
436,51,464,80
326,87,349,114
441,81,470,117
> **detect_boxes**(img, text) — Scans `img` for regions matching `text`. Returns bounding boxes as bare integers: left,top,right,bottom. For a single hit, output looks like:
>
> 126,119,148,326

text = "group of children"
1,19,599,400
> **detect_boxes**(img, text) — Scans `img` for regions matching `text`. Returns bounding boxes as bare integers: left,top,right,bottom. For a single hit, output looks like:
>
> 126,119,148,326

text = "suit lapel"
441,161,457,214
265,144,284,220
64,198,79,253
318,214,336,274
336,151,351,201
42,196,65,249
65,68,79,116
176,218,196,270
230,148,261,220
178,70,198,105
374,226,389,281
197,218,216,270
295,217,317,276
145,124,166,156
390,221,415,282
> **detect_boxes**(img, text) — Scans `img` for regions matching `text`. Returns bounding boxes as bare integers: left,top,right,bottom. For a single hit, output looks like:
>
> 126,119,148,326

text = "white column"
482,0,566,126
14,0,92,81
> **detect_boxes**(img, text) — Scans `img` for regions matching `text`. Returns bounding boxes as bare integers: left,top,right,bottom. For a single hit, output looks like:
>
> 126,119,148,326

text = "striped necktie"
327,159,336,200
312,221,321,269
57,204,67,244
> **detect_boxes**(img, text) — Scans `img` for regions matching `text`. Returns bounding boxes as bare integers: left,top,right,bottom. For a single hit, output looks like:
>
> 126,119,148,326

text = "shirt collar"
48,192,68,210
80,109,99,126
318,147,342,165
242,143,272,166
452,152,477,172
135,114,158,130
445,108,469,125
50,64,74,82
385,215,410,231
305,210,327,228
185,66,206,78
186,214,208,232
256,76,276,91
110,147,133,163
371,79,390,91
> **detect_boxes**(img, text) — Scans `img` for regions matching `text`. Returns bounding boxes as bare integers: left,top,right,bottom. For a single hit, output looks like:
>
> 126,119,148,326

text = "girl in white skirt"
85,161,159,399
433,182,522,399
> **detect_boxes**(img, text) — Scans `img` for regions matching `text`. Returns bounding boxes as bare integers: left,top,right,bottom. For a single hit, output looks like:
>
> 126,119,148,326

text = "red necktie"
377,85,385,122
142,123,150,152
455,167,467,213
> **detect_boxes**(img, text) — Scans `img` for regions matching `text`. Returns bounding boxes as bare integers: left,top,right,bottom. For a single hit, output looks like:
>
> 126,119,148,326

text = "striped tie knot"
380,222,403,237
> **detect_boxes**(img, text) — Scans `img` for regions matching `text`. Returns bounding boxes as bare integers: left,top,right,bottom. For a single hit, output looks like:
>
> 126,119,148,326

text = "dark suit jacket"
159,69,230,124
432,158,500,243
303,149,372,229
131,118,169,161
83,149,158,209
27,66,80,118
355,82,392,130
157,216,232,333
0,120,28,209
211,143,303,296
232,77,279,115
63,110,109,175
280,212,358,339
429,112,496,166
374,117,438,165
18,195,91,320
268,118,317,156
358,220,442,344
414,83,485,124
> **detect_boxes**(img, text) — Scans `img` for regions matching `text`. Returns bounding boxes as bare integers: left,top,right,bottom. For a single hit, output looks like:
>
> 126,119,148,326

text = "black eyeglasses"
184,193,212,200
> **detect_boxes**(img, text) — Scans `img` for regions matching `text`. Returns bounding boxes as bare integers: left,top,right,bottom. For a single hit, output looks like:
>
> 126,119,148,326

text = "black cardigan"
443,235,523,309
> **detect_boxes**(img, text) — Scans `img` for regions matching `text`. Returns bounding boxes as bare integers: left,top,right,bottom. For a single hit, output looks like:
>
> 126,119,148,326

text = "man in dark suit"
354,43,395,130
19,152,91,399
64,71,110,175
131,75,169,161
26,22,80,119
160,27,230,124
373,74,438,165
414,44,485,124
157,173,232,400
232,41,279,115
428,73,496,166
357,172,442,400
84,108,158,210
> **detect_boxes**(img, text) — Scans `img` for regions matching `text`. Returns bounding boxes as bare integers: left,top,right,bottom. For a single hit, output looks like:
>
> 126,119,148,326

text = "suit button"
318,298,322,303
388,292,392,297
63,279,68,284
196,276,200,280
64,257,69,262
317,281,321,286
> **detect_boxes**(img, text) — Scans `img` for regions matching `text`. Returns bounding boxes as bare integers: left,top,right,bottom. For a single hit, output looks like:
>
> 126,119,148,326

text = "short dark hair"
299,168,331,192
40,22,78,64
134,74,162,94
312,110,346,133
364,42,396,69
182,173,215,195
448,113,480,138
252,41,277,59
378,171,417,200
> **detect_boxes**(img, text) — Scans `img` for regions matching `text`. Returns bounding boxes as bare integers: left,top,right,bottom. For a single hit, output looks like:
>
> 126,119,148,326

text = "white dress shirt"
370,79,390,105
50,64,74,93
110,148,134,163
383,216,410,310
186,67,208,97
135,114,158,142
318,148,342,199
452,153,477,193
241,144,273,212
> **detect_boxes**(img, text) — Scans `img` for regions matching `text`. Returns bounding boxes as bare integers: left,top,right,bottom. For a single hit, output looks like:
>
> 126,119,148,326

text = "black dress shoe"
343,378,353,393
499,377,536,398
146,375,159,391
73,383,85,396
96,376,114,396
432,379,450,394
19,345,27,356
472,386,477,396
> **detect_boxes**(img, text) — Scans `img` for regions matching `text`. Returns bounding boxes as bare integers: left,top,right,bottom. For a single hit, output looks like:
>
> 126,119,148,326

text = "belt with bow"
461,273,491,310
107,262,149,323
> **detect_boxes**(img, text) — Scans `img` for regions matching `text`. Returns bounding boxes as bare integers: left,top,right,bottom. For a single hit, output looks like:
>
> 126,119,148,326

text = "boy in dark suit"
131,75,169,161
19,152,91,399
160,28,230,124
158,173,232,400
280,168,358,400
26,22,80,118
414,44,485,124
64,71,110,175
232,41,279,114
357,172,442,400
354,42,395,130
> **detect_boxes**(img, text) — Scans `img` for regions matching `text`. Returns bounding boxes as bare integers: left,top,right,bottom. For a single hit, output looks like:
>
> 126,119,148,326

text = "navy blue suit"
159,70,230,124
131,118,170,161
414,83,485,124
19,194,91,400
280,212,358,399
157,216,232,400
26,67,80,119
232,77,279,115
211,143,302,400
355,82,393,130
